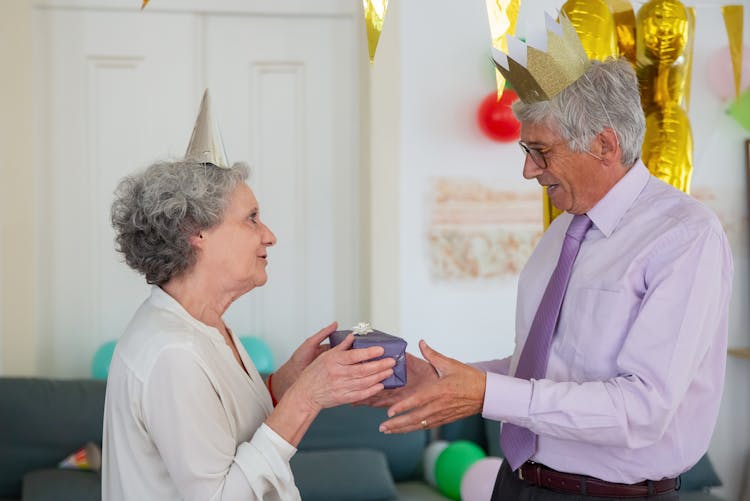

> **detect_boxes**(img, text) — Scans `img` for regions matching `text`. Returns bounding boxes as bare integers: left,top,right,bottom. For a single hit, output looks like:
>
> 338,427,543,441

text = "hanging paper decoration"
485,0,522,98
708,45,750,101
362,0,389,64
722,5,745,99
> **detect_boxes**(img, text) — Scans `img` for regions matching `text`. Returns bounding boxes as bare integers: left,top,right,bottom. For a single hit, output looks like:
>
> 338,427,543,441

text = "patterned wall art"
692,186,746,252
427,178,543,280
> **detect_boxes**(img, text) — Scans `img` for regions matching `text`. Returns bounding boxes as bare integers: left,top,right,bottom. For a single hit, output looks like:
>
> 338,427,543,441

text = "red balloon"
477,89,521,142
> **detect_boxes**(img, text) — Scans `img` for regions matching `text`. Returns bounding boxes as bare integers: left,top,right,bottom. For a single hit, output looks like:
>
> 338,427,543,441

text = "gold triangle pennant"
486,0,522,98
363,0,389,64
722,5,744,99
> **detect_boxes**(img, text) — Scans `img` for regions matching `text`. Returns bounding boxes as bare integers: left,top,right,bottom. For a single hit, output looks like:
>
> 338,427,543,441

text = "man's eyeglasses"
518,141,551,169
519,140,603,169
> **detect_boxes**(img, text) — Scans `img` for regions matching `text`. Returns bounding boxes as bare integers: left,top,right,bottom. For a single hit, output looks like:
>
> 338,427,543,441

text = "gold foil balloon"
562,0,618,60
638,56,689,113
543,189,563,230
636,0,693,194
363,0,389,64
605,0,637,63
641,105,693,193
637,0,689,67
683,7,695,111
543,0,617,228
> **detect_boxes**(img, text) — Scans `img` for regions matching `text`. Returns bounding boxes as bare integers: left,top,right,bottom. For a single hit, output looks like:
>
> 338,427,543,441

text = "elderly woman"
102,159,394,500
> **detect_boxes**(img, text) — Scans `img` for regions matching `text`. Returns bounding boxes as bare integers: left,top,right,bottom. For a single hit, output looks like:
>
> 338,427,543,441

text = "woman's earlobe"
189,233,204,246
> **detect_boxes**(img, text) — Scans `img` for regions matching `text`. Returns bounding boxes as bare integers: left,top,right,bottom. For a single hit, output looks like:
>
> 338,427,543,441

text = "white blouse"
102,286,300,501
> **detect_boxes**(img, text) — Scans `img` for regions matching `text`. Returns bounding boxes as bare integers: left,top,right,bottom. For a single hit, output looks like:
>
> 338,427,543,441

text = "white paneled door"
204,15,362,363
34,2,362,376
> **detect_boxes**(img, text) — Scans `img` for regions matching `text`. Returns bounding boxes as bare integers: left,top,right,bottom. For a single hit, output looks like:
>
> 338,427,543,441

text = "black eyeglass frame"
518,141,550,169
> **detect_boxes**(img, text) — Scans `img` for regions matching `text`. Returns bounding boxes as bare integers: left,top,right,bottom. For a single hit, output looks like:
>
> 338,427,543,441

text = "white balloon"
423,440,450,487
460,457,503,501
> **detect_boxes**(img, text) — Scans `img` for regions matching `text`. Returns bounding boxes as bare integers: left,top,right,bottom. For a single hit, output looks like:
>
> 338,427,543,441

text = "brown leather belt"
518,461,679,498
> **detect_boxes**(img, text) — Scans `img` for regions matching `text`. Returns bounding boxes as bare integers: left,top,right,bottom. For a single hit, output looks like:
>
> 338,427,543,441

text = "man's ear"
598,128,620,160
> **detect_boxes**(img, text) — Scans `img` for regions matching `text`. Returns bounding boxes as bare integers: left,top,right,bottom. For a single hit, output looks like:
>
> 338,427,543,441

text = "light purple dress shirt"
478,161,733,483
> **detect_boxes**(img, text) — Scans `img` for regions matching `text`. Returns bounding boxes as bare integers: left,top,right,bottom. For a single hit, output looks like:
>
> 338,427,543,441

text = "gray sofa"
0,377,724,500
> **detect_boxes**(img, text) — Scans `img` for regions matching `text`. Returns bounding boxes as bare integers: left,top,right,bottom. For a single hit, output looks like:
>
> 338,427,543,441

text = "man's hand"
378,340,486,434
356,352,439,408
270,322,336,400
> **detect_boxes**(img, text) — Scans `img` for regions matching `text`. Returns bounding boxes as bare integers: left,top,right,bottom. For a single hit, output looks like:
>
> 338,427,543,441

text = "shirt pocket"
565,287,633,380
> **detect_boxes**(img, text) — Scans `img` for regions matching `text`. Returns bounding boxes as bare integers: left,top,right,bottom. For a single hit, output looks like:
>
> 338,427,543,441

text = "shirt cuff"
481,372,533,426
255,423,297,462
233,423,298,490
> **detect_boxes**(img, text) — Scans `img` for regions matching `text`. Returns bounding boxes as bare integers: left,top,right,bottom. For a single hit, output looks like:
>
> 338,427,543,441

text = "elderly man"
374,17,732,501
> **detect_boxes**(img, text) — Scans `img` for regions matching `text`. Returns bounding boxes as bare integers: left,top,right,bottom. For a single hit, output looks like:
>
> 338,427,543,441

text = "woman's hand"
269,322,337,401
266,334,395,447
287,333,396,413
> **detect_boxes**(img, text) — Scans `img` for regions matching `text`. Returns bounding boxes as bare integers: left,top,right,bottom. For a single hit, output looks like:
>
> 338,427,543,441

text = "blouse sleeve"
142,347,300,501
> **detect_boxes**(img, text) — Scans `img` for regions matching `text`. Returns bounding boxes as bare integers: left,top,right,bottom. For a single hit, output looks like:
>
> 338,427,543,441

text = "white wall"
369,1,750,499
0,0,37,376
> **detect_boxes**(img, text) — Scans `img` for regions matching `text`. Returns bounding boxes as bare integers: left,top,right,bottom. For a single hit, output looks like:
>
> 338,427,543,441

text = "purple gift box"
329,323,407,389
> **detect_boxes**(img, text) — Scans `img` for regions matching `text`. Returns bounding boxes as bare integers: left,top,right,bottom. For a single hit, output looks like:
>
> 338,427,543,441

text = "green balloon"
239,336,275,373
435,440,487,500
728,88,750,132
91,340,117,379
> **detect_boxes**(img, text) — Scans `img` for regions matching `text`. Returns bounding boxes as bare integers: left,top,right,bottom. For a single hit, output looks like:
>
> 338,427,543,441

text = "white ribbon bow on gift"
351,322,374,336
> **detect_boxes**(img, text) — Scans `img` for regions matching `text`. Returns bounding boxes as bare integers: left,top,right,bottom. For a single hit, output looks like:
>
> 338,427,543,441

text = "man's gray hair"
111,161,249,285
513,58,646,167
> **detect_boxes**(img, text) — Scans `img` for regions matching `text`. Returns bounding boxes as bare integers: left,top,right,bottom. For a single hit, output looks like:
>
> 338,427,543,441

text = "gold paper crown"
492,12,591,104
185,89,230,168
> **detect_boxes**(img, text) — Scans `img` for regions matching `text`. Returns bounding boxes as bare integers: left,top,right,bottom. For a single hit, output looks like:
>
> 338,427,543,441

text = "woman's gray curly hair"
111,161,249,285
512,58,646,167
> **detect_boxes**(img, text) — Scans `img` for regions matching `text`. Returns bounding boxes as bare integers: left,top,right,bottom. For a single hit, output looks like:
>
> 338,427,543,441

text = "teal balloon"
91,340,117,379
435,440,487,500
729,88,750,132
239,336,275,373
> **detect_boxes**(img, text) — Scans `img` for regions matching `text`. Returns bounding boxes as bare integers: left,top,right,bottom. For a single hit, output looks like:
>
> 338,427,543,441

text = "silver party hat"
185,89,229,168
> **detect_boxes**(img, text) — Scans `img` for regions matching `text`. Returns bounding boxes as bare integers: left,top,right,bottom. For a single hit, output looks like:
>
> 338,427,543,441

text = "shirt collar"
586,160,650,238
148,285,225,343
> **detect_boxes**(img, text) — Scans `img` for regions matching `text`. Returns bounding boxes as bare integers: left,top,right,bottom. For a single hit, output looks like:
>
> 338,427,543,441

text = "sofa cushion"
680,454,722,492
0,378,105,498
22,469,100,501
395,481,451,500
291,449,396,501
298,405,428,481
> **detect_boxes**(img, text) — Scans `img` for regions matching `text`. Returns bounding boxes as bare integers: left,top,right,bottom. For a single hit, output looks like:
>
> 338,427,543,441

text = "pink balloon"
707,45,750,101
460,457,503,501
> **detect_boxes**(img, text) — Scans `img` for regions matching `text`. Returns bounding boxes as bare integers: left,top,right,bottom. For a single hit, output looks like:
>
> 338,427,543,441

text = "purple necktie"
500,214,592,471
